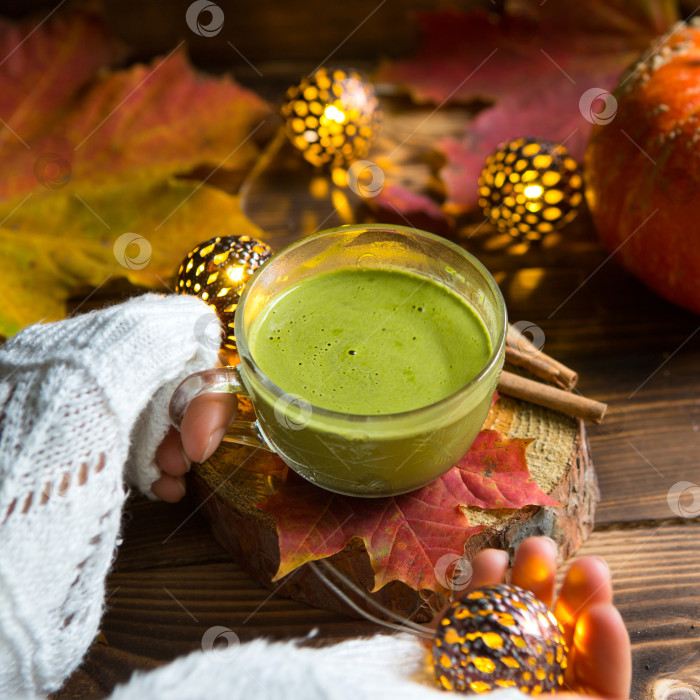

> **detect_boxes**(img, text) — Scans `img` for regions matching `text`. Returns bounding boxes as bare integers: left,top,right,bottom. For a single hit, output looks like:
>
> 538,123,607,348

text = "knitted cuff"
0,293,220,495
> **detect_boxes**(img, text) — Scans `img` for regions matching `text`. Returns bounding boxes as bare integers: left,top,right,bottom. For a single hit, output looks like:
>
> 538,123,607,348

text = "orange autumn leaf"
256,430,561,595
0,6,270,335
0,9,270,203
0,182,263,336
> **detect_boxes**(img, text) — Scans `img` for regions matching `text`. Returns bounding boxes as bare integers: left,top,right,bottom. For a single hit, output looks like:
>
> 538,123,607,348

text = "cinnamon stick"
506,325,578,390
497,370,607,423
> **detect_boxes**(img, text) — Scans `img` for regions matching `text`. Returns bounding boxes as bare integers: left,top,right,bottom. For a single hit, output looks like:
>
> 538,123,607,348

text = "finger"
566,602,631,699
555,556,612,649
156,427,192,477
510,536,558,608
151,473,187,503
466,548,510,592
426,549,508,634
180,392,237,463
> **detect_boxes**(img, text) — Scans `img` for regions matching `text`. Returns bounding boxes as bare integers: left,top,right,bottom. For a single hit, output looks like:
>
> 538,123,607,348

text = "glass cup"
170,224,507,497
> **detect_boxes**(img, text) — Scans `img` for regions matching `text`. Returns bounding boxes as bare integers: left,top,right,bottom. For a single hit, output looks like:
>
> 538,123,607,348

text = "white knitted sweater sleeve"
0,294,219,697
0,294,526,700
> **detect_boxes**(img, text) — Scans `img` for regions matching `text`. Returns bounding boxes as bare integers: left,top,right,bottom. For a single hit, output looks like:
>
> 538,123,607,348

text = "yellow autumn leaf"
0,180,262,336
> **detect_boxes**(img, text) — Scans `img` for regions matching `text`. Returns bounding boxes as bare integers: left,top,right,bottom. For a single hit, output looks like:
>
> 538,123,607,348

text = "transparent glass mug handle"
169,367,273,451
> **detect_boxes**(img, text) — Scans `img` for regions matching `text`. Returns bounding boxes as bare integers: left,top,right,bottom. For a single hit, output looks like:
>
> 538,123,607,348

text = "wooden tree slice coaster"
190,396,599,622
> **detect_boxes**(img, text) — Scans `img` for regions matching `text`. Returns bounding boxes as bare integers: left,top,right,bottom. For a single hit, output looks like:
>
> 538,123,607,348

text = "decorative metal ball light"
176,235,272,356
280,66,381,169
478,138,583,240
432,584,568,695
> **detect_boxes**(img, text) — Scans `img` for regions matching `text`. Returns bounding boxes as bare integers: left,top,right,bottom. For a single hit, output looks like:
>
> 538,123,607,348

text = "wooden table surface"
54,103,700,699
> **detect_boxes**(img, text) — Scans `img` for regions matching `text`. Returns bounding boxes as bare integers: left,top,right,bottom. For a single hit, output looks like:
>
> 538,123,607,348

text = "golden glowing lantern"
176,235,272,357
478,138,583,240
432,584,568,694
280,67,381,169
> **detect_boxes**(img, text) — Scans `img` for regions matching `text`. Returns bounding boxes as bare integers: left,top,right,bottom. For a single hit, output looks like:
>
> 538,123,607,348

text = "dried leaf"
451,431,562,509
256,430,560,594
0,7,270,335
375,1,677,211
1,48,270,203
377,3,676,106
0,8,124,151
256,470,483,595
0,182,261,336
58,49,269,192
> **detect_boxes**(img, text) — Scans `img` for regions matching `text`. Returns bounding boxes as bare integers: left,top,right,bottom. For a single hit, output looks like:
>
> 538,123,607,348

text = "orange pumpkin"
585,22,700,314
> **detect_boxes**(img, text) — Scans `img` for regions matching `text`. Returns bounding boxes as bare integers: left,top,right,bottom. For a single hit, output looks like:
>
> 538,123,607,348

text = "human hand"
450,537,630,699
153,393,236,502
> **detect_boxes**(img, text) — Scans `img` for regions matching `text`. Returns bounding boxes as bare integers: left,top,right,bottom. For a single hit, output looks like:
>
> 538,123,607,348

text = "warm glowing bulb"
523,184,543,199
323,105,345,123
478,138,583,240
280,67,381,168
433,583,567,693
176,235,273,357
227,266,245,283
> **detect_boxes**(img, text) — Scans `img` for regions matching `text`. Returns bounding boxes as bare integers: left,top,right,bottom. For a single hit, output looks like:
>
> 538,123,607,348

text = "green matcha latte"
240,263,498,496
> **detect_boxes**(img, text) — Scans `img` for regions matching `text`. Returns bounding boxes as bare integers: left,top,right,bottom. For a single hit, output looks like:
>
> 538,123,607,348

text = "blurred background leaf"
375,0,679,212
0,6,269,334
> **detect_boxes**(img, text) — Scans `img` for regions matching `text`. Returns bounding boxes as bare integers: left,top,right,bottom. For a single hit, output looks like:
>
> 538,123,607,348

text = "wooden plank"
114,495,230,572
102,562,380,658
573,523,700,699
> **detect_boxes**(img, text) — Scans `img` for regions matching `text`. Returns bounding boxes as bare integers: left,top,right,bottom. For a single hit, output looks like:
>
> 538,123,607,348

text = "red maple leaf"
0,8,125,149
449,431,561,509
61,49,270,192
375,1,677,211
255,430,561,594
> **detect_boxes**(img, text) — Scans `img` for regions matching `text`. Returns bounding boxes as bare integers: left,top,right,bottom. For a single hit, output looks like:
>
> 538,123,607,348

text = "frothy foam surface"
248,267,491,415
